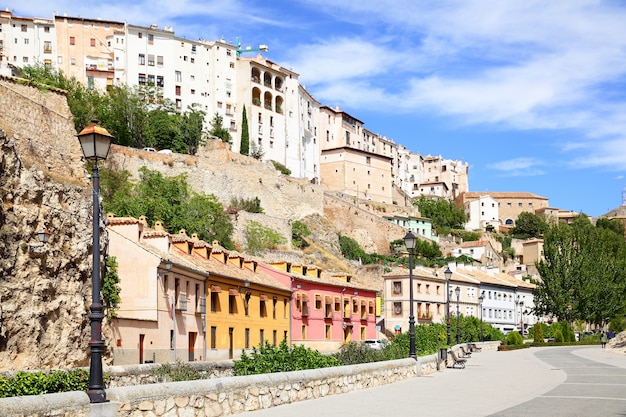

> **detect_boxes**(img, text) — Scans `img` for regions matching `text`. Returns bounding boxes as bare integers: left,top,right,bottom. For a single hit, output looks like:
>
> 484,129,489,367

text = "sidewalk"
237,346,570,417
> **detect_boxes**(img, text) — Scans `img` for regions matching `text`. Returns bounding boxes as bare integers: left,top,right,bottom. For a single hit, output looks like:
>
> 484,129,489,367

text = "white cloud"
487,157,545,177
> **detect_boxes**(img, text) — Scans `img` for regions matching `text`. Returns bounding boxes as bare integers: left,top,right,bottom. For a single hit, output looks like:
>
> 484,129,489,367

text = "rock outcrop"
0,77,103,370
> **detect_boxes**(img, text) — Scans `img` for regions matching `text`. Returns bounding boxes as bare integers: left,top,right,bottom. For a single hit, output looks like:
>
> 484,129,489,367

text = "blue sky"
14,0,626,217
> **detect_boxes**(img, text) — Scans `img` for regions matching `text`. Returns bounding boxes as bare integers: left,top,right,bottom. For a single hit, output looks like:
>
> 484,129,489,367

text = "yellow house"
171,232,291,360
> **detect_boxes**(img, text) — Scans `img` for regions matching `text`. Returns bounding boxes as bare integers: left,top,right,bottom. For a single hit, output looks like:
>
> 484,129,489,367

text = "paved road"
237,346,626,417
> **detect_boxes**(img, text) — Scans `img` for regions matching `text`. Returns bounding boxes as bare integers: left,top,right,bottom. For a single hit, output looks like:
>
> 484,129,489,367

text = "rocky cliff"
0,77,103,370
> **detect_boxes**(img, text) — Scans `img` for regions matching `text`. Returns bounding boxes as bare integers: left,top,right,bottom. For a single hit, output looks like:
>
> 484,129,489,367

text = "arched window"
251,67,261,83
264,91,273,110
275,76,284,91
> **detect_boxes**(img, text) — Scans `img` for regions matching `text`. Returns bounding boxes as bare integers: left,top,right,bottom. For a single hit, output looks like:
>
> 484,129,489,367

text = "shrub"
334,341,388,365
152,361,203,382
505,331,523,346
0,369,90,398
290,220,311,249
244,221,286,254
533,321,544,343
554,329,564,342
233,340,339,376
270,160,291,175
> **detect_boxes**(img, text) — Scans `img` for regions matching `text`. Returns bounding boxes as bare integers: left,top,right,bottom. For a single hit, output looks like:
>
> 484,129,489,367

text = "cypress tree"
240,105,250,155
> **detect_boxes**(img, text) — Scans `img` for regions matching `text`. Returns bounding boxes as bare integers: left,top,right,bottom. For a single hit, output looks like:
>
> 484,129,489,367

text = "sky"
11,0,626,217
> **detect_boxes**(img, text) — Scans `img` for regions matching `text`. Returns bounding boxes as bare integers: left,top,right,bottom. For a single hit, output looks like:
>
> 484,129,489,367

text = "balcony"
196,296,206,315
175,293,187,311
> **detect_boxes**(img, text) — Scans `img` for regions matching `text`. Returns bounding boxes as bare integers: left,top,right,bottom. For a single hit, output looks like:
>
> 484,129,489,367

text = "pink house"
259,261,378,351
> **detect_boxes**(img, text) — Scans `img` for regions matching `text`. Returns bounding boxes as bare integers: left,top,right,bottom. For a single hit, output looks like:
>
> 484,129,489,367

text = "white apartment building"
235,55,300,170
464,194,500,231
112,25,238,135
0,10,56,76
296,85,320,182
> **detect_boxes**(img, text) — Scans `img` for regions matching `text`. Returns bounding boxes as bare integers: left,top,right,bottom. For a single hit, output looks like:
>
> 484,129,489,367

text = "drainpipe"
290,277,294,348
203,275,208,361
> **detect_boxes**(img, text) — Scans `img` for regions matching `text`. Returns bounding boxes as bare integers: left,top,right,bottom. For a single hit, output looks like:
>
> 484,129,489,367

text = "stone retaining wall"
0,357,421,417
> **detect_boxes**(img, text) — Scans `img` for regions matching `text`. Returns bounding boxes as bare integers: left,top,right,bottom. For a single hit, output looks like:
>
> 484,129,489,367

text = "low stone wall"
0,357,420,417
105,361,234,388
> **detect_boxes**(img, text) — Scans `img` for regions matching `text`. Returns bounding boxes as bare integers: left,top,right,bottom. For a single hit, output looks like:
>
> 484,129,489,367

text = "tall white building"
296,85,320,182
235,55,299,169
112,25,238,135
0,10,56,76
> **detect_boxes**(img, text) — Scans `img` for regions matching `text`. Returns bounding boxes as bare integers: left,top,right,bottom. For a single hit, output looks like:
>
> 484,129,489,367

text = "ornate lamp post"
78,120,113,403
478,291,485,342
403,231,417,360
455,286,461,345
444,267,452,345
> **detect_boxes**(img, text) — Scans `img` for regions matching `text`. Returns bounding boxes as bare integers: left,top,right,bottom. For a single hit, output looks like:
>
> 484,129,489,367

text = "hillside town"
0,8,624,373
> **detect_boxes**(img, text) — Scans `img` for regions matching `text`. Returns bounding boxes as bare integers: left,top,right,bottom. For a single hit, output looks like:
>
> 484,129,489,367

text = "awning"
315,294,322,301
325,295,332,304
228,288,239,296
210,285,221,293
260,294,269,301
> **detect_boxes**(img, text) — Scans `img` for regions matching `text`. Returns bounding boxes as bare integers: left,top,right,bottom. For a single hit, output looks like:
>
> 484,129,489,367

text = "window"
272,297,277,319
43,41,51,52
21,24,27,32
301,325,306,340
157,55,163,67
245,328,250,349
229,293,235,314
69,36,75,45
210,291,219,312
148,54,155,66
70,57,76,65
273,330,277,346
175,85,181,96
148,33,154,43
138,54,145,65
210,326,216,349
90,38,96,47
138,32,143,39
260,299,266,317
259,329,264,344
175,71,182,82
393,302,402,315
325,324,331,340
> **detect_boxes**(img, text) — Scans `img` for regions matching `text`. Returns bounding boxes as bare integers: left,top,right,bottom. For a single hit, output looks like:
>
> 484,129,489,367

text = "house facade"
264,261,378,351
107,214,292,364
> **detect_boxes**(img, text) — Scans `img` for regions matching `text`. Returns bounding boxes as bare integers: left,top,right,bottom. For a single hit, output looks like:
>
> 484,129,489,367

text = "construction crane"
235,37,269,57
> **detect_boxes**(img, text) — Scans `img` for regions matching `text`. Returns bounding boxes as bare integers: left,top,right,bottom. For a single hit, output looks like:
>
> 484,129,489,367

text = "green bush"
152,361,203,382
334,341,388,365
533,321,544,343
233,340,339,376
244,221,286,254
554,329,564,342
505,331,523,346
0,369,90,398
270,160,291,175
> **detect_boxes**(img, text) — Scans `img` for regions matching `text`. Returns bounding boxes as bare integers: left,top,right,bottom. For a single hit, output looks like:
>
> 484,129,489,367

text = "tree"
208,113,232,143
98,84,149,148
240,105,250,155
534,220,626,327
511,212,548,239
101,166,234,249
177,103,207,155
414,196,467,234
596,217,625,237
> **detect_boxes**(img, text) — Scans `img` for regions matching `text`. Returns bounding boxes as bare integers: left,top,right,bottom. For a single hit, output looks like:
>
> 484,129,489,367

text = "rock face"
0,77,100,370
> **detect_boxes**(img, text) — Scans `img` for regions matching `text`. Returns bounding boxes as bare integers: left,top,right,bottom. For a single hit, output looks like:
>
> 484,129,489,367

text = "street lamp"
78,120,113,404
455,286,461,345
403,231,417,360
444,267,452,345
478,291,484,343
519,300,524,337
